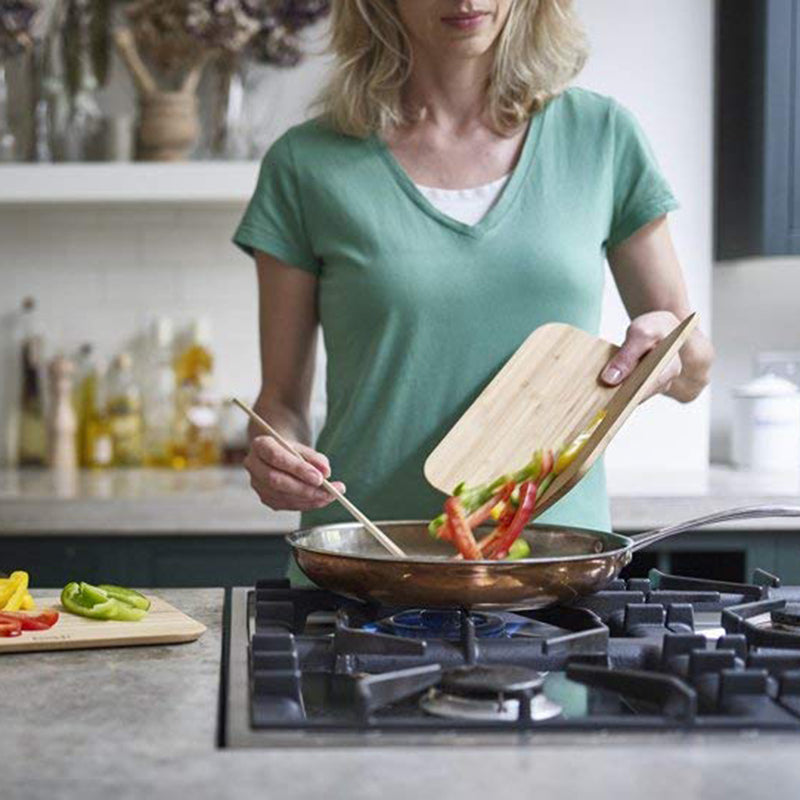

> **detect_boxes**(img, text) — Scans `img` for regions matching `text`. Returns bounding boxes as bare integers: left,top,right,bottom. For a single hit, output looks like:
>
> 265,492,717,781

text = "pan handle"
629,504,800,553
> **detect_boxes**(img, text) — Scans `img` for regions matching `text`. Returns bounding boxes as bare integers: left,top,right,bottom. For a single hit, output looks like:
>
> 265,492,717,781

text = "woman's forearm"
607,216,714,403
249,389,314,447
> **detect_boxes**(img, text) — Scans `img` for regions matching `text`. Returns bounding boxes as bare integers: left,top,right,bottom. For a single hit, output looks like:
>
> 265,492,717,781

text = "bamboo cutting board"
0,594,206,654
424,315,697,518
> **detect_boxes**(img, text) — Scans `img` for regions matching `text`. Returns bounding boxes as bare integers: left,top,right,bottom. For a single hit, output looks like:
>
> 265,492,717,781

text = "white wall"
711,258,800,462
577,0,713,487
0,2,715,483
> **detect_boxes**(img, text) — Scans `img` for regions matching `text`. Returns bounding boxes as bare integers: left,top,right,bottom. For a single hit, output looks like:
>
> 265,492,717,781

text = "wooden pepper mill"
113,28,206,161
48,355,78,470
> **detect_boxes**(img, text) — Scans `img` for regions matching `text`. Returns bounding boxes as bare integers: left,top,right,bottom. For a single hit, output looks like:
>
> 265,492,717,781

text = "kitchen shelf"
0,161,260,205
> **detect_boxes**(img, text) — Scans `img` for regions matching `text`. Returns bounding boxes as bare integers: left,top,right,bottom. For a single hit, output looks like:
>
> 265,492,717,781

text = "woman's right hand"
244,435,345,511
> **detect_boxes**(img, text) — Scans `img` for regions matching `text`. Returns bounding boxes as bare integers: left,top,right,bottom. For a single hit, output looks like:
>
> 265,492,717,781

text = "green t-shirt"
234,87,678,535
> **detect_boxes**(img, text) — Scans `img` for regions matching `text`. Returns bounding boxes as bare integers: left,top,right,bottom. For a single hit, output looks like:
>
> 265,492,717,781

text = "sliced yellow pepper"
2,571,29,611
554,410,607,475
0,574,22,607
21,592,36,610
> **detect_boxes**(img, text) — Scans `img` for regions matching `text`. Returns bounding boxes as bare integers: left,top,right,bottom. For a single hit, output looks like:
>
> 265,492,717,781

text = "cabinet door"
717,0,800,257
789,0,800,251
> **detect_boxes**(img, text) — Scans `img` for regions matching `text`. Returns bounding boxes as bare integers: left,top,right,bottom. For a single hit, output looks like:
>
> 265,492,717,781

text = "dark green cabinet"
716,0,800,258
0,535,290,588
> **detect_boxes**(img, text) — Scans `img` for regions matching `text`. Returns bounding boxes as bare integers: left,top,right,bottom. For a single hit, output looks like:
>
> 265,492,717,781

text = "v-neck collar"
370,106,549,239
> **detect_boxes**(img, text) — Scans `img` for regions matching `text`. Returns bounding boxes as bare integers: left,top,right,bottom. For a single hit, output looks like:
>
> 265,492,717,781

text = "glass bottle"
106,352,143,467
18,298,47,467
173,318,220,468
142,317,178,468
62,0,103,162
0,60,17,162
174,317,214,388
73,343,100,467
84,361,113,469
36,12,69,162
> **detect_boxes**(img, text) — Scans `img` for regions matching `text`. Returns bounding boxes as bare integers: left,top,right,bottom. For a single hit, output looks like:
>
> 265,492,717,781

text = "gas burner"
367,609,507,640
420,689,563,722
723,598,800,648
771,604,800,631
420,665,561,722
441,664,546,694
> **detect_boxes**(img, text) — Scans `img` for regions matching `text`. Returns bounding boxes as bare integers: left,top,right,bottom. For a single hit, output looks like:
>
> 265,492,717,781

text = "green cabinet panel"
0,535,291,588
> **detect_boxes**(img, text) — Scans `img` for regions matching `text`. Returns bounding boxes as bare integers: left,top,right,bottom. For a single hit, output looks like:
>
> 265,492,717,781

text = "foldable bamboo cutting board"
424,315,697,519
0,594,206,654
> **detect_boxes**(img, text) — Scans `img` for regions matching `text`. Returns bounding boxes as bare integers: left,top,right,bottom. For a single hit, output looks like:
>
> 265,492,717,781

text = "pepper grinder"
48,355,78,470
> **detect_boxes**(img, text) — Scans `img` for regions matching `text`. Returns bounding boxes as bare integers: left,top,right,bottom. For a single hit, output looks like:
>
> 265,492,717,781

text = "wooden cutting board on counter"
424,315,697,519
0,594,206,654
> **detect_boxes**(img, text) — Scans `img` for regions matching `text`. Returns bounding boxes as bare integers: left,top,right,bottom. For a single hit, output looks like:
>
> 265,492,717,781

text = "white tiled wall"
0,206,261,460
1,1,715,483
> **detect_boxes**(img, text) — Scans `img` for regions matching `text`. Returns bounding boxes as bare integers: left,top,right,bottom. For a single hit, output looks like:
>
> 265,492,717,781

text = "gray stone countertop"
6,588,800,800
1,465,799,536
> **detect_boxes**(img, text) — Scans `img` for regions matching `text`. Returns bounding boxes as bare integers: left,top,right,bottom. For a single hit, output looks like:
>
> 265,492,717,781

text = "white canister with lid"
732,374,800,471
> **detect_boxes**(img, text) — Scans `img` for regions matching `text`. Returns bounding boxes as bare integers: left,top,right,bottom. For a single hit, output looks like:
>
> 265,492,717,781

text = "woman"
234,0,713,542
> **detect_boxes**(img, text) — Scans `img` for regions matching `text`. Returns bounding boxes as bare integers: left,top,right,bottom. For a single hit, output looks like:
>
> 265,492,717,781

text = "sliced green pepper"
61,582,148,622
98,585,151,611
507,539,531,560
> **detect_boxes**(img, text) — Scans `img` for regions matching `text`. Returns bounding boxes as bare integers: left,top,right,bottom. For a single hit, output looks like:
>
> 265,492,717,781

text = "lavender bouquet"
126,0,329,76
246,0,329,67
0,0,41,61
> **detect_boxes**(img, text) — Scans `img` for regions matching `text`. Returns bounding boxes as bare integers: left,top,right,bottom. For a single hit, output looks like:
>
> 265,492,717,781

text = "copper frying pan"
288,505,800,610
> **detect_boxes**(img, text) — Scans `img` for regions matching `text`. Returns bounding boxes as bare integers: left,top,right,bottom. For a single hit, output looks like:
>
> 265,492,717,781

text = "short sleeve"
606,102,679,250
232,133,320,275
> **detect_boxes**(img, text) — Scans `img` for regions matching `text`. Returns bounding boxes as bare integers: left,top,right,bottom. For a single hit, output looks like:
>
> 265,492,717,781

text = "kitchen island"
5,588,800,800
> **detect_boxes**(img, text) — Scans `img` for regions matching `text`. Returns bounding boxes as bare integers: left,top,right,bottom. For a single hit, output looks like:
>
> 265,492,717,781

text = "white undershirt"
415,173,511,226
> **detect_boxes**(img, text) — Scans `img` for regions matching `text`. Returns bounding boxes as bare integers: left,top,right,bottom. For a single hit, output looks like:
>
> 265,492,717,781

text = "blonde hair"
318,0,588,138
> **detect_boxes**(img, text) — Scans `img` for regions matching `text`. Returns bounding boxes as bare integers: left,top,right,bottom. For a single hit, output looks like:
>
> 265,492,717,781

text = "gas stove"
220,569,800,747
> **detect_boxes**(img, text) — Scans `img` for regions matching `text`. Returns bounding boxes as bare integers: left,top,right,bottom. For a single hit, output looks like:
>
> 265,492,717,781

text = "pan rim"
286,519,635,565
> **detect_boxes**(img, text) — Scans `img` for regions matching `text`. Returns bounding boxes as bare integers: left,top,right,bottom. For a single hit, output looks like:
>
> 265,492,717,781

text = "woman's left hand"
600,310,712,402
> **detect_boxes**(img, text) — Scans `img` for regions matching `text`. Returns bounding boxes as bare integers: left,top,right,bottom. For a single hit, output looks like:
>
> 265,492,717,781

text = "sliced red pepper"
436,520,454,543
438,483,515,546
444,497,482,560
0,608,59,631
484,480,538,560
466,481,515,528
0,617,22,637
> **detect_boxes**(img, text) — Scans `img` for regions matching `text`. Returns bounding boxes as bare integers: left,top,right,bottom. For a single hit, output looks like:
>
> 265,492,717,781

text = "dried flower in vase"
126,0,261,83
0,0,42,61
247,0,329,67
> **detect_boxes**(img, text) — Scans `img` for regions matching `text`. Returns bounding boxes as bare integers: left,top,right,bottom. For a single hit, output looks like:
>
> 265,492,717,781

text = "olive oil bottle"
106,352,143,467
173,318,220,468
74,346,112,469
142,317,178,468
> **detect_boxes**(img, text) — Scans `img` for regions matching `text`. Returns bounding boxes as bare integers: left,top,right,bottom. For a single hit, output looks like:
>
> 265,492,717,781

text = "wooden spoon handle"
231,399,407,558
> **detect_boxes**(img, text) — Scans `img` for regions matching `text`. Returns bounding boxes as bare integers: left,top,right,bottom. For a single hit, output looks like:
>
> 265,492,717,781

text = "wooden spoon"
424,314,698,520
231,398,406,557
